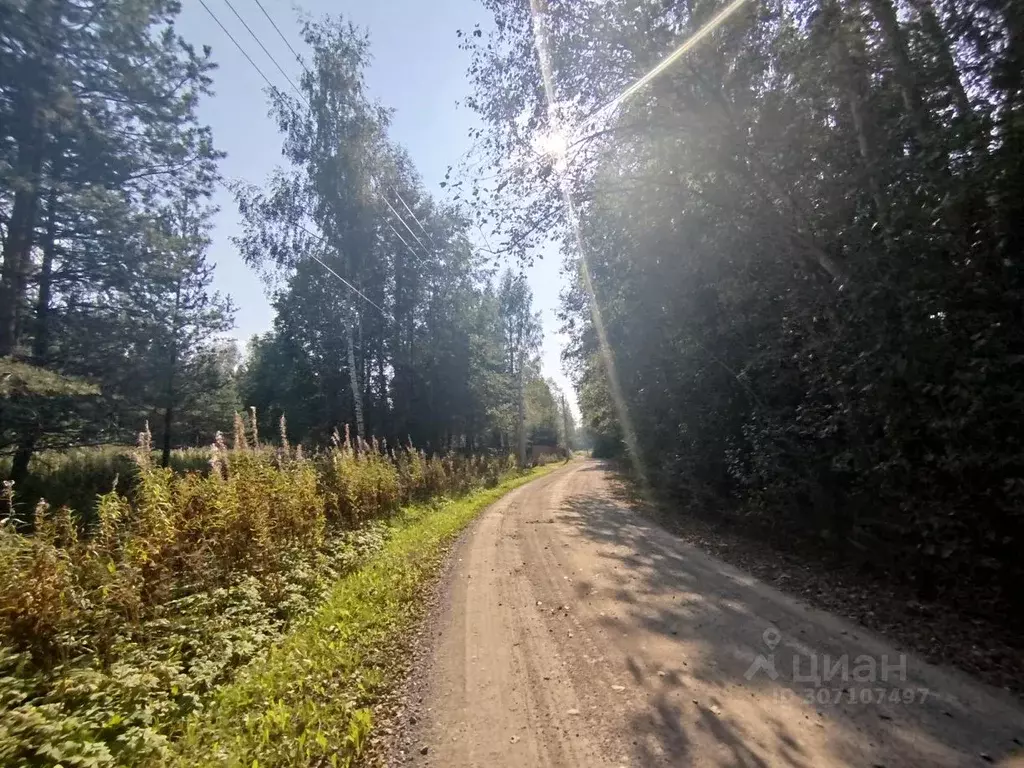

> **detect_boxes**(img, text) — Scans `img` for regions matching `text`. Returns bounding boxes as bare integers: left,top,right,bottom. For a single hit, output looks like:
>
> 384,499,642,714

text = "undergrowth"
0,412,518,766
0,446,212,526
172,463,558,767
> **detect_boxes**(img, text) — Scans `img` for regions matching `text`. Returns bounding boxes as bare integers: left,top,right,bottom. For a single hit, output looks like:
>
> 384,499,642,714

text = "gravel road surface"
399,460,1024,767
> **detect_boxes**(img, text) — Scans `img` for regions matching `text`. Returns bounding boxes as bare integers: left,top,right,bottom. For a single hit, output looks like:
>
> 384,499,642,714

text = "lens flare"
600,0,750,115
535,129,570,166
527,0,750,483
529,0,646,484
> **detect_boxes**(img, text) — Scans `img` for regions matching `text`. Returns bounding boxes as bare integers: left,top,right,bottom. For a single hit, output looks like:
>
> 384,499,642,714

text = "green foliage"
0,414,518,766
525,376,560,446
0,445,210,524
0,359,99,399
231,15,553,456
172,463,556,768
464,0,1024,619
0,0,234,474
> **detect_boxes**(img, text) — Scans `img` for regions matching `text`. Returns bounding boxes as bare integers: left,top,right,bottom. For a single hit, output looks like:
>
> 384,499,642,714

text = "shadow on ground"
550,466,1023,767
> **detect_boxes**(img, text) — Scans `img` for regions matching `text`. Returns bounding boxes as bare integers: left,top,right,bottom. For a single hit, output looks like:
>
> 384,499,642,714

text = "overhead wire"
201,1,390,317
380,187,434,255
222,0,305,101
198,0,278,96
392,186,439,249
246,0,441,254
252,0,304,66
205,0,454,311
293,225,391,316
380,194,429,253
380,216,420,262
216,176,391,317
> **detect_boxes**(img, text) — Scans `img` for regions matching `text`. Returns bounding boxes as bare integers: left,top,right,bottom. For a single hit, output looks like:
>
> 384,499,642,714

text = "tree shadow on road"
550,471,1024,767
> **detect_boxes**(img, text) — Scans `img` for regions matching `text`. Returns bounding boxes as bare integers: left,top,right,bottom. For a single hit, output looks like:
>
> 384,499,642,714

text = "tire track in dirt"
398,460,1024,767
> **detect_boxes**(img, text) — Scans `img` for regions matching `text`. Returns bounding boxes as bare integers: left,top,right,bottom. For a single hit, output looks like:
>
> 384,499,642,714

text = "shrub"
0,412,516,766
319,428,402,525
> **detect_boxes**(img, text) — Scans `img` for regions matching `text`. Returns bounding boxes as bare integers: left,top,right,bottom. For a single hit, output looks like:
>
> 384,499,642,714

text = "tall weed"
0,412,516,766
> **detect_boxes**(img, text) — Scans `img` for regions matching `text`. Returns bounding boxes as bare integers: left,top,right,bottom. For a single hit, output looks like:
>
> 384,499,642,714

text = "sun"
535,128,569,164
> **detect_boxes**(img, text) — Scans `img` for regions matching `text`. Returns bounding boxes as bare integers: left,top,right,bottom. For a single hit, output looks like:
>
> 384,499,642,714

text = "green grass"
172,462,560,767
0,444,213,525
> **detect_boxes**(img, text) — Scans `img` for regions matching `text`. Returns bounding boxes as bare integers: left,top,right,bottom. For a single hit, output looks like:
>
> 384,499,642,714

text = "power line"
252,0,304,67
378,184,437,261
381,216,422,262
295,228,390,316
221,0,306,103
218,177,390,317
307,254,387,316
381,194,429,255
391,186,438,249
203,2,436,309
196,6,391,319
198,0,279,95
244,0,442,256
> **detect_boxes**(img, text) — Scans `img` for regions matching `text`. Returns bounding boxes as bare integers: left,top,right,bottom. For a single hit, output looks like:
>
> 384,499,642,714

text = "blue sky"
176,0,576,414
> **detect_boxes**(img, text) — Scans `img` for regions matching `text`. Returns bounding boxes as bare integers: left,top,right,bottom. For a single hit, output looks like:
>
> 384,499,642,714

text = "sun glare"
525,0,750,488
536,129,569,161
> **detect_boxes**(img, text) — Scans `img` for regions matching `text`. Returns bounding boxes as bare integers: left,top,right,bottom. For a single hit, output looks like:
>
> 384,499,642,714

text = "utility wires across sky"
252,0,303,66
222,0,303,98
197,0,276,95
216,177,390,317
197,0,440,315
240,0,440,257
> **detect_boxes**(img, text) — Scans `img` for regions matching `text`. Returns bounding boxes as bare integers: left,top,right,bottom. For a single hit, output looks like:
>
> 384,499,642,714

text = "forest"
3,0,1024,762
0,1,575,492
459,0,1024,629
0,2,574,764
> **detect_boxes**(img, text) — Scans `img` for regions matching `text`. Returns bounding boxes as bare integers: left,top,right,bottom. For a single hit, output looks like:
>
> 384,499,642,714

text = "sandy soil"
390,460,1024,767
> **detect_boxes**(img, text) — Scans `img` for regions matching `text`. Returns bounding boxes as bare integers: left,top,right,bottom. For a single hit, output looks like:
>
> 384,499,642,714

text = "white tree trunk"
517,349,527,467
347,317,364,442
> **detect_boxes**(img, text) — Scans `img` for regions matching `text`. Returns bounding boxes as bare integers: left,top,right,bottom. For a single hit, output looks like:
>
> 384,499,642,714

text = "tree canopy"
0,1,571,493
461,0,1024,620
0,0,235,478
233,16,562,456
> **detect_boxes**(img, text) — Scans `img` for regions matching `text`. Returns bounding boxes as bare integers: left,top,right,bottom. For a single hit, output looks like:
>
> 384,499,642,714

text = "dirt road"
399,460,1024,767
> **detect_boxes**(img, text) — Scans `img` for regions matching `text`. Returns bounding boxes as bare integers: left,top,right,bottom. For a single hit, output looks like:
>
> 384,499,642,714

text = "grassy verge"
173,462,561,767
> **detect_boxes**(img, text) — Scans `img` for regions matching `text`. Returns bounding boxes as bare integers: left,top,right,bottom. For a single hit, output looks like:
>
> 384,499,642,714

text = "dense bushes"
0,446,211,527
0,413,515,765
461,0,1024,626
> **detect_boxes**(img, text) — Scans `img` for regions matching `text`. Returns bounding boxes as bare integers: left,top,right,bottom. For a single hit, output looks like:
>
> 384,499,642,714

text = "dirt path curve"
399,460,1024,767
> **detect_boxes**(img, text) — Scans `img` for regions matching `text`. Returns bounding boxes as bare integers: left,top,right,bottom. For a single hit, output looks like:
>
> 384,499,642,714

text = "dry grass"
0,411,517,766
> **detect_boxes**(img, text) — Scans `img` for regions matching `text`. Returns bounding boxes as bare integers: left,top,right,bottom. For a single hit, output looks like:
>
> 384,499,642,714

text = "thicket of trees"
463,0,1024,619
1,3,575,492
232,17,574,455
0,0,237,476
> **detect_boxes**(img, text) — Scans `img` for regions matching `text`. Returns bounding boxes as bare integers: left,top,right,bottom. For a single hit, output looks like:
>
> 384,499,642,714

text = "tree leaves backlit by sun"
460,0,1024,629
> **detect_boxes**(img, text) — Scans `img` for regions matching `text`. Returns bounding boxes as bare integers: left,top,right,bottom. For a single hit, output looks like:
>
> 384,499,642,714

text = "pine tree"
138,200,235,465
1,0,223,474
